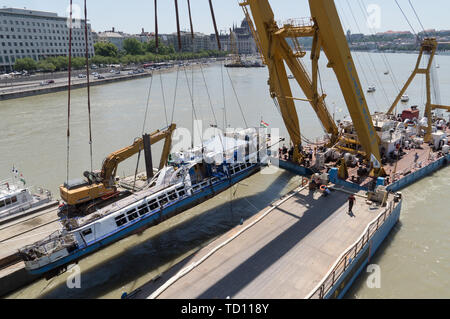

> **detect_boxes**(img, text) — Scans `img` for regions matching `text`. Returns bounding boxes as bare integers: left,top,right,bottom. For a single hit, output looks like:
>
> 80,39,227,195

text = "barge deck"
128,185,401,299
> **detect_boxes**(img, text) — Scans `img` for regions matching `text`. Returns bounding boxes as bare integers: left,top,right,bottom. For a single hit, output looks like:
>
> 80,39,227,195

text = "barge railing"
307,201,395,299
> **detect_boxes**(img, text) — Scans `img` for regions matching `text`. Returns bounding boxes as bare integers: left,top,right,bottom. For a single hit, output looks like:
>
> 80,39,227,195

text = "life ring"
301,177,309,187
320,185,326,191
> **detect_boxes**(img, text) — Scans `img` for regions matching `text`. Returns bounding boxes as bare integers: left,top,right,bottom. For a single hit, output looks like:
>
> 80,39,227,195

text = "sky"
1,0,449,35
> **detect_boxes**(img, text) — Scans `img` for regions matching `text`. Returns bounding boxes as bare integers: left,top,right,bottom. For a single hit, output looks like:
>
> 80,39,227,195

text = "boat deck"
0,207,60,268
130,185,393,299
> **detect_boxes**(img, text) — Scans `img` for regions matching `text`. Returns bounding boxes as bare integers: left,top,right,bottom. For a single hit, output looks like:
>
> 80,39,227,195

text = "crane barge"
240,0,449,191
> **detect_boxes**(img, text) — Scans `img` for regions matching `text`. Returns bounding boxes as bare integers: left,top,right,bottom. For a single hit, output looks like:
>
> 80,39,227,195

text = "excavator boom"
60,124,176,206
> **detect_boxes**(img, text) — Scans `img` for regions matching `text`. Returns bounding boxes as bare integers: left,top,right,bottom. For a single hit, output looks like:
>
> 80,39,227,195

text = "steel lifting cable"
174,0,182,51
224,66,249,128
170,66,180,124
394,0,419,39
84,0,93,172
183,66,204,150
133,70,155,189
346,0,389,108
159,72,169,127
358,0,400,93
66,0,73,186
221,62,228,130
154,0,159,53
336,1,378,110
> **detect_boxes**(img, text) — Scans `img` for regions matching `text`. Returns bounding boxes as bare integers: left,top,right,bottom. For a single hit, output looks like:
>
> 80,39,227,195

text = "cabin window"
158,195,168,206
115,214,127,227
82,228,93,237
0,201,4,208
5,198,11,206
177,188,186,197
138,204,149,216
148,199,159,211
11,196,17,203
127,209,139,222
168,190,178,201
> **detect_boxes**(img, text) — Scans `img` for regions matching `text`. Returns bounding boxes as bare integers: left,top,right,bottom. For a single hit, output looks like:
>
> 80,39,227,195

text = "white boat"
19,128,269,275
0,178,55,225
367,86,376,93
401,95,410,102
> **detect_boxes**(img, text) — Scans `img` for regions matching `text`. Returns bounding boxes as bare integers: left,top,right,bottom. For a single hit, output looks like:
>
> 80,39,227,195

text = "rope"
183,66,204,151
133,70,155,189
221,62,228,130
170,67,180,124
394,0,419,39
83,0,93,172
159,71,169,127
225,66,249,128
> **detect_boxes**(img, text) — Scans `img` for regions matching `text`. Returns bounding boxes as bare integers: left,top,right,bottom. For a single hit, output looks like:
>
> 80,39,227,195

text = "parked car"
96,75,105,80
78,74,86,78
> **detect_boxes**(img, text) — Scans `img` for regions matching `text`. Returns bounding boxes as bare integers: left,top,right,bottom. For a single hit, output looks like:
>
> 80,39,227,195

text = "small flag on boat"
260,120,269,128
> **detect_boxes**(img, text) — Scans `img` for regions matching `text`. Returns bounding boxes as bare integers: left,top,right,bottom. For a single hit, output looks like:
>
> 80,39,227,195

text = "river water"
0,52,449,298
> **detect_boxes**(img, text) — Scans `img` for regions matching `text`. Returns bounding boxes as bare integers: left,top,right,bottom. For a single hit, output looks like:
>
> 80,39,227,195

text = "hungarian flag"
260,120,269,128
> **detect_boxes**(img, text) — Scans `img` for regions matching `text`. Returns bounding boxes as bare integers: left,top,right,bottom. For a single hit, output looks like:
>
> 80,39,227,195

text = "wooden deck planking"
135,186,386,299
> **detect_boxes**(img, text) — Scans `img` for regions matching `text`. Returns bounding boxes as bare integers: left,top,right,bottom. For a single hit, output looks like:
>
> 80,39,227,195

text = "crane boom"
241,0,338,163
387,38,450,142
242,0,383,169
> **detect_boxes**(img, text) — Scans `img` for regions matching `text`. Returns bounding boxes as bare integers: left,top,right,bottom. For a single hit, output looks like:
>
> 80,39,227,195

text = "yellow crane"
240,0,384,175
60,124,176,207
387,38,450,142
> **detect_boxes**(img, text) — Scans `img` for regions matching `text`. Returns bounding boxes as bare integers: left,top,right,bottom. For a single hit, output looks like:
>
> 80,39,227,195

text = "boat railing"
307,201,396,299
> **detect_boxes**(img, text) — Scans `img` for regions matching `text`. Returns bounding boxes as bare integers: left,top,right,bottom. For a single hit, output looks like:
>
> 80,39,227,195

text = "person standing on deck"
348,194,356,215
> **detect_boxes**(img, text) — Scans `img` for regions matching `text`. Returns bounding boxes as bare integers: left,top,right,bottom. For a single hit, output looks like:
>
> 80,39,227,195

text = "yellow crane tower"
387,38,450,142
240,0,384,175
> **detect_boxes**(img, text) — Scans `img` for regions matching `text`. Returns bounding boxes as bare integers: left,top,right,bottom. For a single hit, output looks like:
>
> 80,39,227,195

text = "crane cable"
224,66,249,128
394,0,419,40
346,0,389,109
66,0,73,189
159,71,169,127
336,1,379,111
83,0,94,172
358,0,401,94
133,70,155,190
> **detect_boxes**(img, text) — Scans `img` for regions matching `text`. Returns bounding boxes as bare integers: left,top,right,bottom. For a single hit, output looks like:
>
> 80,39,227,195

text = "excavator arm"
60,124,176,206
101,124,176,186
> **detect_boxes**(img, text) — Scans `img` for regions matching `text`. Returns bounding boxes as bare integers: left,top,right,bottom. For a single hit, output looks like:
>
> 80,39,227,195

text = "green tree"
14,57,37,72
123,38,144,55
36,60,56,72
94,42,119,57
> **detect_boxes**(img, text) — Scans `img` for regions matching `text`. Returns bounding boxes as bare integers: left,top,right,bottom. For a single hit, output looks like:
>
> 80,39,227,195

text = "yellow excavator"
240,0,385,176
60,124,176,212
